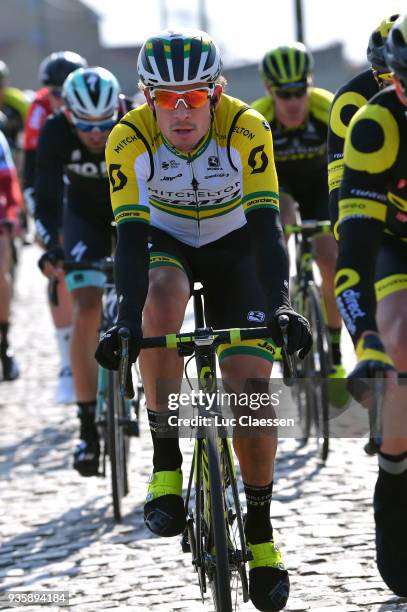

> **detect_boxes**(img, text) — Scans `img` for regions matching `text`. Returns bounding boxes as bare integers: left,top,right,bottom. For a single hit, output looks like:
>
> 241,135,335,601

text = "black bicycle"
61,259,141,521
119,289,292,611
286,220,333,462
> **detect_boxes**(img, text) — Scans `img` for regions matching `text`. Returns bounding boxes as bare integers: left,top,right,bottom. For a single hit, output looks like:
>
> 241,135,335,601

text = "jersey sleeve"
229,108,290,315
335,102,397,343
106,118,152,228
328,85,369,235
0,129,22,220
23,100,49,152
34,118,65,247
229,107,279,216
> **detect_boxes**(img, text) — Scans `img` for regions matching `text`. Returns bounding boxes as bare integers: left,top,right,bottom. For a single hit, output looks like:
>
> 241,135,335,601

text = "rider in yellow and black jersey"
108,94,279,247
252,44,344,378
335,15,407,599
252,85,332,194
96,29,312,612
328,14,400,234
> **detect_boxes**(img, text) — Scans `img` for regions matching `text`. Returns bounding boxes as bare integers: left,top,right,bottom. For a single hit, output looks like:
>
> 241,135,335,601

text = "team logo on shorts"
247,310,265,322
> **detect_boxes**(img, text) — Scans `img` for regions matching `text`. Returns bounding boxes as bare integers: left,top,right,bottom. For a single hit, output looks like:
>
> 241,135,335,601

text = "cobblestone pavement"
0,244,406,612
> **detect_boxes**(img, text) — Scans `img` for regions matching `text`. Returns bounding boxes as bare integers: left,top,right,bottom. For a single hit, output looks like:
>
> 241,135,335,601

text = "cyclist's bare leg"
70,286,102,401
0,234,12,322
139,266,190,411
49,276,72,328
377,290,407,454
313,233,342,329
220,355,275,485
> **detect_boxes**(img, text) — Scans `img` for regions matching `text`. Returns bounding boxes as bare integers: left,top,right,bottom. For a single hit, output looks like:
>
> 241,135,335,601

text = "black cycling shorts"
280,166,329,221
148,225,276,363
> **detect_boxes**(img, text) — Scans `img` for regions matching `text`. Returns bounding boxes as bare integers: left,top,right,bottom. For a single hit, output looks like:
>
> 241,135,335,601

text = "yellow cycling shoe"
328,364,350,410
144,468,185,537
247,539,290,612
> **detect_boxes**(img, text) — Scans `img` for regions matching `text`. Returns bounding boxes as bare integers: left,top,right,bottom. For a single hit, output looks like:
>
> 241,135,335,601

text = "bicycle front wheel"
303,284,331,461
206,429,233,612
107,371,129,521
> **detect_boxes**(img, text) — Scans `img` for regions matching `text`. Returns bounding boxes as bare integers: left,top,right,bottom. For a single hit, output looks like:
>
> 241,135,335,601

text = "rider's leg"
140,264,190,536
49,276,74,403
69,284,102,476
0,233,19,380
313,233,343,368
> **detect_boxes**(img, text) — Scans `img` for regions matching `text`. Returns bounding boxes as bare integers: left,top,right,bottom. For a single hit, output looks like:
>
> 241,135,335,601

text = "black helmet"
384,14,407,80
38,51,88,87
367,14,400,72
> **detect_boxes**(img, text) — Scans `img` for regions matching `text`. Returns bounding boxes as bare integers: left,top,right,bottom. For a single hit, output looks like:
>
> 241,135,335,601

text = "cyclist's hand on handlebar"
38,245,65,278
347,333,397,406
269,306,312,358
95,322,142,370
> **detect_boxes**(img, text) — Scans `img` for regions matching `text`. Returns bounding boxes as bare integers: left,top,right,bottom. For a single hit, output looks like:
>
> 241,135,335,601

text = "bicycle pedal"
181,529,191,553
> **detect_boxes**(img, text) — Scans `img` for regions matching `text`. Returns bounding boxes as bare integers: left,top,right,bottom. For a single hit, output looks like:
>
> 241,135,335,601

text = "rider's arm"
230,108,290,315
33,116,65,247
106,119,152,327
335,104,392,346
0,129,22,223
327,72,376,237
23,99,49,214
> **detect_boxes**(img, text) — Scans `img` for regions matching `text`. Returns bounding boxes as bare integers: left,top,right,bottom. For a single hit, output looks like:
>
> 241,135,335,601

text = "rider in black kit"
35,66,133,476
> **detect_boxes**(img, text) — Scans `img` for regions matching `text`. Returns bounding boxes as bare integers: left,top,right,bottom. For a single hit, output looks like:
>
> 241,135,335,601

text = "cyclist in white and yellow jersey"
96,29,312,612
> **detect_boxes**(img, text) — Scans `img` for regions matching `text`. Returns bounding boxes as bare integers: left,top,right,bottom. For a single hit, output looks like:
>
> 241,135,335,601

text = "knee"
143,281,188,333
383,318,407,371
72,290,101,322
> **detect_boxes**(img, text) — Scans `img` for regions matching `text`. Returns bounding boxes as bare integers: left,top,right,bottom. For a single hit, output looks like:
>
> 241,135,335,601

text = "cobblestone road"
0,244,406,611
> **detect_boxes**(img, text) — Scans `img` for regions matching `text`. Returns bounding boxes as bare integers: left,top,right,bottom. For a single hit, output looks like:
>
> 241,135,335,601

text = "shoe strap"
247,540,286,571
147,469,183,501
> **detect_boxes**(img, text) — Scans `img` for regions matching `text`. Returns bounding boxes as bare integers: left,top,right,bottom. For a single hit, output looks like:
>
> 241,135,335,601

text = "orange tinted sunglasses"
150,87,213,110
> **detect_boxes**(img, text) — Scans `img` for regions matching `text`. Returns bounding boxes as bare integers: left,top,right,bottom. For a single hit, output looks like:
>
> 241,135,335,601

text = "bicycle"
56,258,141,521
286,220,333,462
119,288,292,611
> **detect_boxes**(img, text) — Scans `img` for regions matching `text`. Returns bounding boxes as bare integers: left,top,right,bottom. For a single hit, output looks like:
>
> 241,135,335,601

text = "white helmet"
137,29,222,87
62,67,120,119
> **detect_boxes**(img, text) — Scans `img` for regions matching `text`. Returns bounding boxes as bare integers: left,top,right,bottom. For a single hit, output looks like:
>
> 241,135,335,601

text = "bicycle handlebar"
285,220,331,236
118,327,135,400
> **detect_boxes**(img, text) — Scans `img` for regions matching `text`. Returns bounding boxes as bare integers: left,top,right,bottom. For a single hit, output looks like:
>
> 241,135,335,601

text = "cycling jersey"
35,97,133,248
108,95,279,247
328,69,379,231
0,129,22,232
335,85,407,343
0,87,29,151
107,93,290,332
252,87,333,185
22,88,53,209
252,87,333,222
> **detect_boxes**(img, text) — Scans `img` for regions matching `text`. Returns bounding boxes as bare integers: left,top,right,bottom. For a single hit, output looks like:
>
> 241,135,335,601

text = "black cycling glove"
95,322,142,371
268,306,312,358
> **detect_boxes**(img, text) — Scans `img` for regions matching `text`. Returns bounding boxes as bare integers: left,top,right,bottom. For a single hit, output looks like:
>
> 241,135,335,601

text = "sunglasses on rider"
273,86,308,99
71,116,117,132
150,86,214,110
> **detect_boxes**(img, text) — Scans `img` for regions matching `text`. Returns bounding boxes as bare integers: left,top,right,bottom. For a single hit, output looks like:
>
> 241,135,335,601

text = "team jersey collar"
161,125,212,161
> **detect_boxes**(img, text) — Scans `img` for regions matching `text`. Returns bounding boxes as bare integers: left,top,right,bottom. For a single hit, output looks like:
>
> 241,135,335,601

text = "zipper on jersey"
188,155,200,246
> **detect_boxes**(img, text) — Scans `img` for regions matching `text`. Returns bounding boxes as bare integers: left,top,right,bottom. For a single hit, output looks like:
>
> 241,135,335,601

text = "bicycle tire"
291,287,313,445
222,438,250,603
206,429,233,612
303,284,331,461
107,370,126,521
